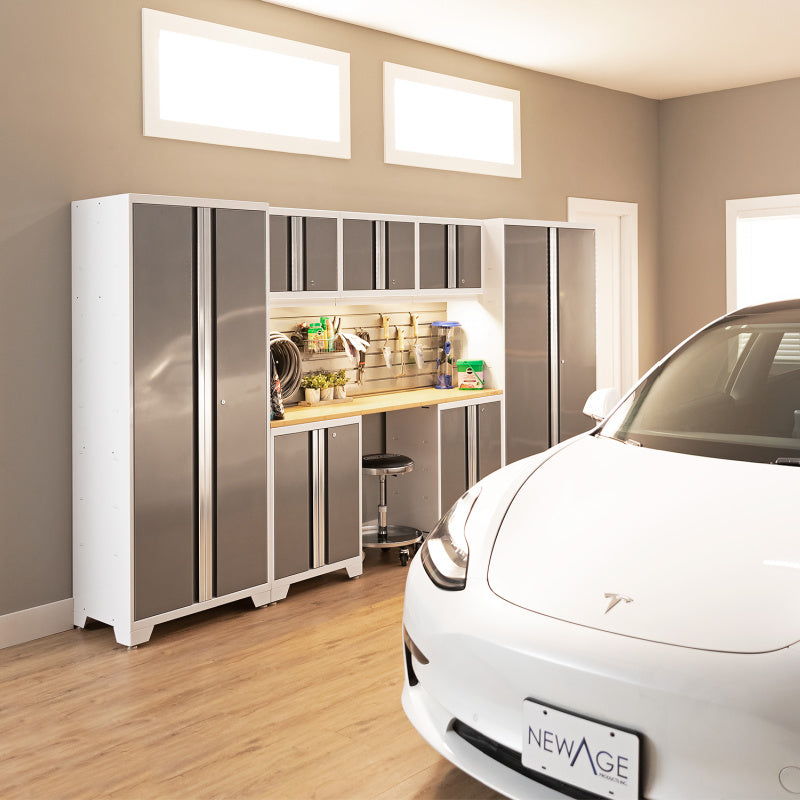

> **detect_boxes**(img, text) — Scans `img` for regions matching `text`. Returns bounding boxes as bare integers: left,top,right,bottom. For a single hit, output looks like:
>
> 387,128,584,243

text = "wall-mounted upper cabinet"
342,217,414,292
270,212,338,294
419,220,482,292
270,208,483,302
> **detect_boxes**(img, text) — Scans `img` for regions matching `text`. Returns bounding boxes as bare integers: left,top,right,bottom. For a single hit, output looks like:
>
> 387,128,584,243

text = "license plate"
522,699,641,800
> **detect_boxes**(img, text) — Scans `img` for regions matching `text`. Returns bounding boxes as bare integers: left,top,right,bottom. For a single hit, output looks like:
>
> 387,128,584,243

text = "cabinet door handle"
312,429,326,570
447,224,457,289
290,216,305,291
197,207,214,604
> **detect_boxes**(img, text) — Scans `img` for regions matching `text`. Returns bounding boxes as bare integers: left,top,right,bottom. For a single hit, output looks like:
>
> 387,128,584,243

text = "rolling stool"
361,453,423,566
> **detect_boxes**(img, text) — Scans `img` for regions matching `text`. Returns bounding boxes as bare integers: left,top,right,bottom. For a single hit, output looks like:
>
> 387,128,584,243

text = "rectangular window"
384,63,521,179
726,195,800,311
142,9,350,158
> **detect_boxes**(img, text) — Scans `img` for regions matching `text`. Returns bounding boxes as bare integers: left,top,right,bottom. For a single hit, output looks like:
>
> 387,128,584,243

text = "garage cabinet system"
72,194,596,646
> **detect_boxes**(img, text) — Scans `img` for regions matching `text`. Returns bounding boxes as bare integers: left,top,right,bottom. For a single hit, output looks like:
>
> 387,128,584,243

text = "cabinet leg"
250,591,270,608
115,625,153,648
345,558,363,579
271,585,290,603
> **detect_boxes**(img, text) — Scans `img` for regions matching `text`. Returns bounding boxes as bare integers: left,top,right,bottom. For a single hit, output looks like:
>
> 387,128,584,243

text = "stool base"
362,524,423,567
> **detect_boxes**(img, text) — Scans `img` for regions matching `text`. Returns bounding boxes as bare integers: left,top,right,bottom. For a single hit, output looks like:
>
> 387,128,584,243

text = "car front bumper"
402,556,800,800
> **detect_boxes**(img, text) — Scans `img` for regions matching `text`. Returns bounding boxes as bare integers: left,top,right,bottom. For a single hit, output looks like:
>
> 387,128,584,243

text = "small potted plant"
330,368,348,399
320,372,334,401
300,371,328,404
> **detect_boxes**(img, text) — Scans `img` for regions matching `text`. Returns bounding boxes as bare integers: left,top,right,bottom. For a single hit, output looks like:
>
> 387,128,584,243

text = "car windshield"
599,306,800,463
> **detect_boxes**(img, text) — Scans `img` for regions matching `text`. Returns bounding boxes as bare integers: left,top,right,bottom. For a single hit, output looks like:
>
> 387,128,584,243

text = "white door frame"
568,198,639,395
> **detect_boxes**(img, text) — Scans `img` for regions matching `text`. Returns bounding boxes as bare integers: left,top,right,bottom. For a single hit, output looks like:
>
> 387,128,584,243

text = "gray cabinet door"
325,423,360,564
477,400,502,480
440,406,468,513
343,218,375,291
304,216,338,291
269,214,290,292
274,432,312,579
132,203,196,620
557,228,597,442
504,225,550,462
419,223,448,289
457,225,482,288
386,221,415,290
214,208,268,597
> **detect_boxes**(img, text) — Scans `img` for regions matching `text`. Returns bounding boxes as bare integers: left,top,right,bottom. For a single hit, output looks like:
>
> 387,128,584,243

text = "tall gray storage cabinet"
499,223,596,463
72,194,270,646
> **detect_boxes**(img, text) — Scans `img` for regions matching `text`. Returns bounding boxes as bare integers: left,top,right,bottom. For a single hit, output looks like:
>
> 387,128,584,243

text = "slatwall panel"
271,303,448,403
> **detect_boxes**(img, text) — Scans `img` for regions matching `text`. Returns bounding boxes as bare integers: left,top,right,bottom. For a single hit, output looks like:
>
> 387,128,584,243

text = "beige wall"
659,77,800,350
0,0,660,616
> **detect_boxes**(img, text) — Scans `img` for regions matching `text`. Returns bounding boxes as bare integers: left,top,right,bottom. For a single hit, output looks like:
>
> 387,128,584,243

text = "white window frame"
142,9,350,159
383,62,521,179
726,194,800,312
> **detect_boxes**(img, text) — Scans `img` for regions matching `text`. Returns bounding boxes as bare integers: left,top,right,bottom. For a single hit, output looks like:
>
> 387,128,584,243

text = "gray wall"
659,77,800,350
0,0,660,617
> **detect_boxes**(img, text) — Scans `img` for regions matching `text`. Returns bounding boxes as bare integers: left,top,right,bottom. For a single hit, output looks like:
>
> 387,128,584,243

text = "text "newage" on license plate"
522,699,641,800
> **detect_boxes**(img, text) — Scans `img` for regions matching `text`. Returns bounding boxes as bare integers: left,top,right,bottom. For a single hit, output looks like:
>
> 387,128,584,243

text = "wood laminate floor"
1,551,504,800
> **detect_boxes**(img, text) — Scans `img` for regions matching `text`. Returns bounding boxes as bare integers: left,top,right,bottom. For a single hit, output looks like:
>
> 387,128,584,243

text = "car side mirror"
583,387,621,422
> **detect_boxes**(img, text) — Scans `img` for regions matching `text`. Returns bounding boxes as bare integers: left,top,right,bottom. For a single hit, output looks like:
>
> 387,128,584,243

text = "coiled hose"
269,331,303,398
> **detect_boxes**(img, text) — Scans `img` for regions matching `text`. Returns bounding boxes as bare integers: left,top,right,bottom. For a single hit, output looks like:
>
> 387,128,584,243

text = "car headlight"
420,485,481,590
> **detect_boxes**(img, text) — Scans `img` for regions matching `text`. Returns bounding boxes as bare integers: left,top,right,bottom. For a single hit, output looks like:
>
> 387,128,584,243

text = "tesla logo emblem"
604,593,633,614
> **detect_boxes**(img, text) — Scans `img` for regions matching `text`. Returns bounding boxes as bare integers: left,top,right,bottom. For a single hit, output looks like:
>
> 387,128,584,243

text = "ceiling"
264,0,800,100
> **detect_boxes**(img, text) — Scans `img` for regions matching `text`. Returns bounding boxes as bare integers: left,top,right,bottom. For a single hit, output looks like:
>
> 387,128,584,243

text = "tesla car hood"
488,436,800,653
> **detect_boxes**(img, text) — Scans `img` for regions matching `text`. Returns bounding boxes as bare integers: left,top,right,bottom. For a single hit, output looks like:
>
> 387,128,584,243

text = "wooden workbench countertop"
270,386,503,428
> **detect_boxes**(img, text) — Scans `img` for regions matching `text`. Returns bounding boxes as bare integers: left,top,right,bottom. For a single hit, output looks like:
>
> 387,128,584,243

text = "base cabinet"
386,396,503,533
271,418,362,599
440,399,502,513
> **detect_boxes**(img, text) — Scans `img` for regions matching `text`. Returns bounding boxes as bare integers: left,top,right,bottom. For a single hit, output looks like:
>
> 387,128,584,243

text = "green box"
457,359,485,390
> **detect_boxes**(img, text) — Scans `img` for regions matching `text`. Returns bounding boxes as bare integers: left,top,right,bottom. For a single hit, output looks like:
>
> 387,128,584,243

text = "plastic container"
431,321,461,389
457,359,485,390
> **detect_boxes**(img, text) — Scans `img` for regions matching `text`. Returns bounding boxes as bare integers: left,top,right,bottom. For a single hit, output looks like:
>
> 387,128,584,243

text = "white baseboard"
0,598,74,650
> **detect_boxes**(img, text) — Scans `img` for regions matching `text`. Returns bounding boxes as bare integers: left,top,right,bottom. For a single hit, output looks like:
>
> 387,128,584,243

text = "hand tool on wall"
333,316,342,351
381,314,392,369
338,330,370,369
411,313,424,368
397,326,406,377
355,328,370,384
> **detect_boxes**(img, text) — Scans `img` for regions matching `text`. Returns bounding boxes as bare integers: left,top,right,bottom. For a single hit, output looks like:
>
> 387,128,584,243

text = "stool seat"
361,452,421,566
362,453,414,476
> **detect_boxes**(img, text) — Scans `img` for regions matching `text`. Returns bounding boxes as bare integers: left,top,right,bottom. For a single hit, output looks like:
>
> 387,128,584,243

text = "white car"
402,299,800,800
